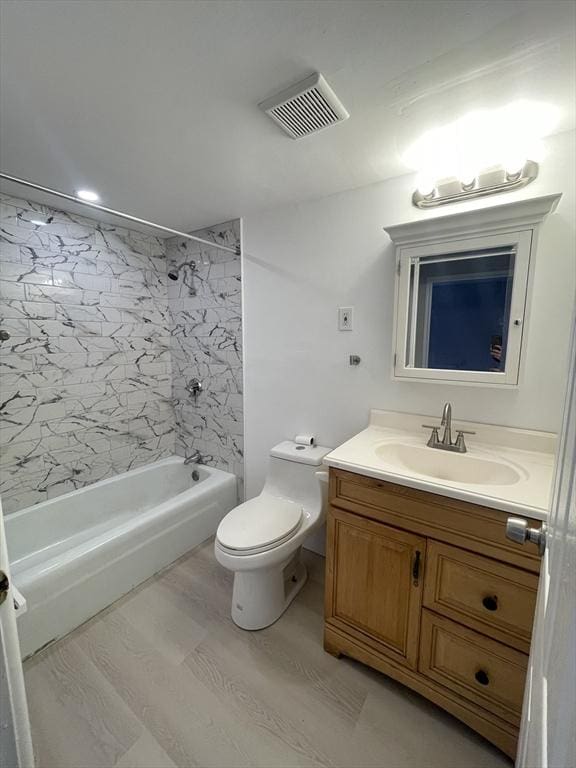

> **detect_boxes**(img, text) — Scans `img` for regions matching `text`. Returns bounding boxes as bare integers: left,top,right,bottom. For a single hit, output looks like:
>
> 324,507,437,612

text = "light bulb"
503,157,526,177
458,164,478,188
528,140,546,163
416,174,436,197
402,99,558,183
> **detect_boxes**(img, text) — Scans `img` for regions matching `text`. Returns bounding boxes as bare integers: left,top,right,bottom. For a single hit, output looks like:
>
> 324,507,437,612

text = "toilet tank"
263,441,332,508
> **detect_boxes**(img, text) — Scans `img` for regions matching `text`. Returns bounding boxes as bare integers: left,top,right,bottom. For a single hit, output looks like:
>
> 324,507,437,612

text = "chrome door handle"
506,517,547,556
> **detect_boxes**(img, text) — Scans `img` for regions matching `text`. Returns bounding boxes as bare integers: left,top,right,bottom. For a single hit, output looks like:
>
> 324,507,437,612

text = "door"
0,497,34,768
517,313,576,768
326,508,425,669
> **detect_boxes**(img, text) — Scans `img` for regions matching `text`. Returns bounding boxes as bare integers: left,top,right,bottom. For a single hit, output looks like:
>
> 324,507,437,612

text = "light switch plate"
338,306,353,331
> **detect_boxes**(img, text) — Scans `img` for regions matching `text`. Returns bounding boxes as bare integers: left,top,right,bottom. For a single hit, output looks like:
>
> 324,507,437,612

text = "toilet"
214,440,331,630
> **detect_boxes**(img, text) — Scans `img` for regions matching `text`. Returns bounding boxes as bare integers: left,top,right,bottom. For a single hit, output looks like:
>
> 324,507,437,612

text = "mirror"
393,230,533,385
407,248,515,372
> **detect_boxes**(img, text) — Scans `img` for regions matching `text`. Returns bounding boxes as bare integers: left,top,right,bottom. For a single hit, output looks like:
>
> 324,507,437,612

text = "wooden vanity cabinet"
324,468,542,759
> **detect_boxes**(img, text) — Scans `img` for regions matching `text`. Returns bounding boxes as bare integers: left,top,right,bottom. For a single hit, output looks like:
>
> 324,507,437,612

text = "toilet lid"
217,496,303,552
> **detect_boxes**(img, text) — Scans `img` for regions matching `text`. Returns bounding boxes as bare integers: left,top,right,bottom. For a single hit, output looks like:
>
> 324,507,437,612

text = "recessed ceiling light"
76,189,100,202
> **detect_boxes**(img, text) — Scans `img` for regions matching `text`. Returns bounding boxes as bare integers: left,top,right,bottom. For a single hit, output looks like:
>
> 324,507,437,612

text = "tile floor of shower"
25,540,511,768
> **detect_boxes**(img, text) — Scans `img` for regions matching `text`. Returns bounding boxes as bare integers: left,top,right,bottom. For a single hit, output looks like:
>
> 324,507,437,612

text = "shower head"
167,260,196,281
167,260,198,296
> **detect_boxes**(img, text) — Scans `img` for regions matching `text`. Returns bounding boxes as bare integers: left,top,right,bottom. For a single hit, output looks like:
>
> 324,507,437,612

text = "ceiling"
1,0,574,232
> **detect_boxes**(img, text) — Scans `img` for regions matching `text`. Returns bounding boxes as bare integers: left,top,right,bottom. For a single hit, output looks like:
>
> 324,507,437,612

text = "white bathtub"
5,456,238,659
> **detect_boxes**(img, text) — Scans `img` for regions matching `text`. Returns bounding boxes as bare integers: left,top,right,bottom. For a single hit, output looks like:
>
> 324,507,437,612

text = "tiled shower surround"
0,194,243,513
166,221,243,494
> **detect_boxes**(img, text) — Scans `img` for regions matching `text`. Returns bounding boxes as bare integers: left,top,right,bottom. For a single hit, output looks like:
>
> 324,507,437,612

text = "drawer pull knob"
482,595,498,611
475,669,490,686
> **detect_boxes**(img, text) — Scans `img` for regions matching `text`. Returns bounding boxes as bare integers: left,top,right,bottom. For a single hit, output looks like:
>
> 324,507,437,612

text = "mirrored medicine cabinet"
384,194,561,386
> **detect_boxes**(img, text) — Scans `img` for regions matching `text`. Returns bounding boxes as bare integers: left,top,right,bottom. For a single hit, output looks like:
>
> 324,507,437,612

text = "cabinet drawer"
423,541,538,652
419,610,528,726
329,469,542,572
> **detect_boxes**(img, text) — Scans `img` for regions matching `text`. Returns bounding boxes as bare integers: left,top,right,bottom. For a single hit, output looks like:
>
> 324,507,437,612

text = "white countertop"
323,410,556,521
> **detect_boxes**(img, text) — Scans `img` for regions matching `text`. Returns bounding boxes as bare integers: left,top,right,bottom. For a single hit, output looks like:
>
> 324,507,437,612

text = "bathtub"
5,456,238,659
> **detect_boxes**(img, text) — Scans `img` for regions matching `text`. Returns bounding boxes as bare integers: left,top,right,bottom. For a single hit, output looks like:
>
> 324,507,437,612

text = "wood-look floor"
24,540,511,768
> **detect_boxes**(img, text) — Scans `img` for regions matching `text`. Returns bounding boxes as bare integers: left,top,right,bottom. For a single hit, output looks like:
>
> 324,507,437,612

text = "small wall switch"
338,306,353,331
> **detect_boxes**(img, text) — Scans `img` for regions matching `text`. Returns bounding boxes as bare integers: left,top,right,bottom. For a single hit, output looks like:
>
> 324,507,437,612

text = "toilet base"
230,548,307,630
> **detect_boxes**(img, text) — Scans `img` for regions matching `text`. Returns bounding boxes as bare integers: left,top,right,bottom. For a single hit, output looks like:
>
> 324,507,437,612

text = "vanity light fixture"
412,160,539,209
404,100,558,208
30,219,48,226
75,188,100,202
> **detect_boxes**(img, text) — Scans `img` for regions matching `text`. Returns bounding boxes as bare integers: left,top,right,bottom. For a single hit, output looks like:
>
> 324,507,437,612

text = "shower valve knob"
186,378,203,397
0,329,11,341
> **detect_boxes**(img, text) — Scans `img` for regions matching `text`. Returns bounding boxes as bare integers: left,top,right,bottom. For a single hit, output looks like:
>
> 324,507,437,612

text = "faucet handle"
423,425,441,448
422,424,440,430
454,429,475,453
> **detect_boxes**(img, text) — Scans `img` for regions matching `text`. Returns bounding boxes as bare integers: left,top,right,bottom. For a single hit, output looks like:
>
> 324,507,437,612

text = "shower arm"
167,261,197,281
0,172,241,257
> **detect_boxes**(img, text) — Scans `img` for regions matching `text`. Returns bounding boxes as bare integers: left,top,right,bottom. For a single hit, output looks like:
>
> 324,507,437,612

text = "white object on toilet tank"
294,434,315,446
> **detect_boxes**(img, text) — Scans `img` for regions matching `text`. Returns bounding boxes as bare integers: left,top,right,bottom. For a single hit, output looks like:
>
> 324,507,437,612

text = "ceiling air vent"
259,73,349,139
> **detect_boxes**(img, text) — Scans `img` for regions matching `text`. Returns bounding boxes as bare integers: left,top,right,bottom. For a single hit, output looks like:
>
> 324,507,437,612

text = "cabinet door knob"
475,669,490,686
482,595,498,611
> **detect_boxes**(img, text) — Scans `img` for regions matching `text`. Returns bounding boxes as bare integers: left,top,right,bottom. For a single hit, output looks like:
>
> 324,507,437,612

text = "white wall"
242,131,576,515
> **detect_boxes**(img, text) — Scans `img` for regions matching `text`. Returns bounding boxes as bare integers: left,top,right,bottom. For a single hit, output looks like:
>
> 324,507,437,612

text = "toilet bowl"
214,440,331,630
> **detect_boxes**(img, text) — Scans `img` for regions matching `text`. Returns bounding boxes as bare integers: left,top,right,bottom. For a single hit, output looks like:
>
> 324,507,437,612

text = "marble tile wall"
0,195,175,513
166,220,243,497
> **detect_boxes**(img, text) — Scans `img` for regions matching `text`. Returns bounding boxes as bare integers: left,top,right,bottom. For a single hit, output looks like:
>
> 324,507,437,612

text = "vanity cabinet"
324,468,542,759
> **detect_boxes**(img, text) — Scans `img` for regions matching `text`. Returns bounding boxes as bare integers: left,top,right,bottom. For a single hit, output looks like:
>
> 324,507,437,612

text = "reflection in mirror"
406,248,515,373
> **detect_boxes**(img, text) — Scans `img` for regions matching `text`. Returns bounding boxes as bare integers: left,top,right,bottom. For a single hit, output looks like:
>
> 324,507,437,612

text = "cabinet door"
326,507,426,669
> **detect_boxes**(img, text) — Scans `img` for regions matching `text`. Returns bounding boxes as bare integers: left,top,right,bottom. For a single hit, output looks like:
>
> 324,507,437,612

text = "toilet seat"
216,495,303,555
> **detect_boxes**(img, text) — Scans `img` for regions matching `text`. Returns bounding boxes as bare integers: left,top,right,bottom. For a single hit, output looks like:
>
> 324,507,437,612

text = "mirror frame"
394,230,531,385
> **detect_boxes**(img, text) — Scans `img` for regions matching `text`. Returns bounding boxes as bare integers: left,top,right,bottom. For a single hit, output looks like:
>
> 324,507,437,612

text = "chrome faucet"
184,451,203,465
422,402,475,453
441,402,453,447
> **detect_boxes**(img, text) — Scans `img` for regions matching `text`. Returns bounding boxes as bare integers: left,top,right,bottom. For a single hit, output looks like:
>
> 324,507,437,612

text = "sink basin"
375,443,522,486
